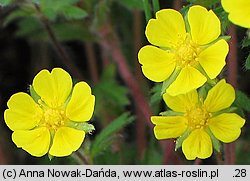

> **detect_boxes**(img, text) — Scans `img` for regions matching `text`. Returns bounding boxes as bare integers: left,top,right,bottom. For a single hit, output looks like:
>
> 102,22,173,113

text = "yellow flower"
138,5,229,96
222,0,250,28
4,68,95,157
151,79,245,160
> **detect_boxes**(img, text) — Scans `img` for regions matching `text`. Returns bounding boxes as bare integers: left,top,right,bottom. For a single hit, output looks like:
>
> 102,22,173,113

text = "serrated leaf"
235,90,250,112
90,113,134,157
241,36,250,48
175,129,191,151
245,53,250,70
206,128,221,153
61,5,88,20
15,17,44,38
3,7,36,26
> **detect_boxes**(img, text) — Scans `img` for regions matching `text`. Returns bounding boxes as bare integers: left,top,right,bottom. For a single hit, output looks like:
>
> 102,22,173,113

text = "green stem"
152,0,160,14
142,0,151,22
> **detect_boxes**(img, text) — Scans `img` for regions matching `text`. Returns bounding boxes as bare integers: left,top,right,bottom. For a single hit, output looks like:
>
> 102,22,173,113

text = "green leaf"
15,17,44,38
3,7,36,26
245,53,250,70
206,128,221,153
116,0,144,10
61,5,88,20
186,0,219,8
175,129,190,151
150,83,161,106
0,0,12,6
43,8,57,21
95,81,130,107
241,36,250,48
235,90,250,112
29,85,41,103
90,113,134,157
143,138,163,164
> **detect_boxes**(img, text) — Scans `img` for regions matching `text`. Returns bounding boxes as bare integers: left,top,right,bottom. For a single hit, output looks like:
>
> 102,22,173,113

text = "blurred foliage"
0,0,250,165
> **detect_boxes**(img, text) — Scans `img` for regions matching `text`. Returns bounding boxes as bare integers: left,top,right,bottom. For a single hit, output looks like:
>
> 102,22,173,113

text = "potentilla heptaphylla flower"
151,79,245,160
4,68,95,157
138,5,229,96
222,0,250,28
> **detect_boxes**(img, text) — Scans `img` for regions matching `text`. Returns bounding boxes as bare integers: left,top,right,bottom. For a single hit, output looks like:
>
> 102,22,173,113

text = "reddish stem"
34,4,84,80
133,10,146,160
97,23,153,128
85,43,99,84
173,0,182,10
225,25,238,165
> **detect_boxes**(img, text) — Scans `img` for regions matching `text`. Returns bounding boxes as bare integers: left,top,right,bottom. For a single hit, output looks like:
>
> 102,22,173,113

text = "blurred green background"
0,0,250,165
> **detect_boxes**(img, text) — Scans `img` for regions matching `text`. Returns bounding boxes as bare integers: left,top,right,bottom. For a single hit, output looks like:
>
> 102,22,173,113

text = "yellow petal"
151,116,187,139
198,39,229,79
12,127,50,157
182,129,212,160
221,0,250,28
204,79,235,112
188,5,220,45
33,68,72,108
66,82,95,122
4,92,43,131
163,90,198,112
146,9,186,48
166,66,207,96
49,127,85,157
138,46,176,82
209,113,245,143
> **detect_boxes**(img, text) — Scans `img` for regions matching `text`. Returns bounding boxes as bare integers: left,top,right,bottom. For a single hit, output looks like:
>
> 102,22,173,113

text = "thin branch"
33,4,84,80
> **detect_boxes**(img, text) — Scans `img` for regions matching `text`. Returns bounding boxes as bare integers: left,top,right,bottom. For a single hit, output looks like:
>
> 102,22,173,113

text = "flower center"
185,106,211,129
174,36,200,68
40,108,66,130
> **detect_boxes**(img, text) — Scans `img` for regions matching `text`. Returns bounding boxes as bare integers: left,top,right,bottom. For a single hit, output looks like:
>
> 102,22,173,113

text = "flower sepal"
211,107,238,117
29,85,41,103
66,122,95,134
48,154,54,161
161,69,180,95
175,129,191,151
160,110,183,116
206,128,221,153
